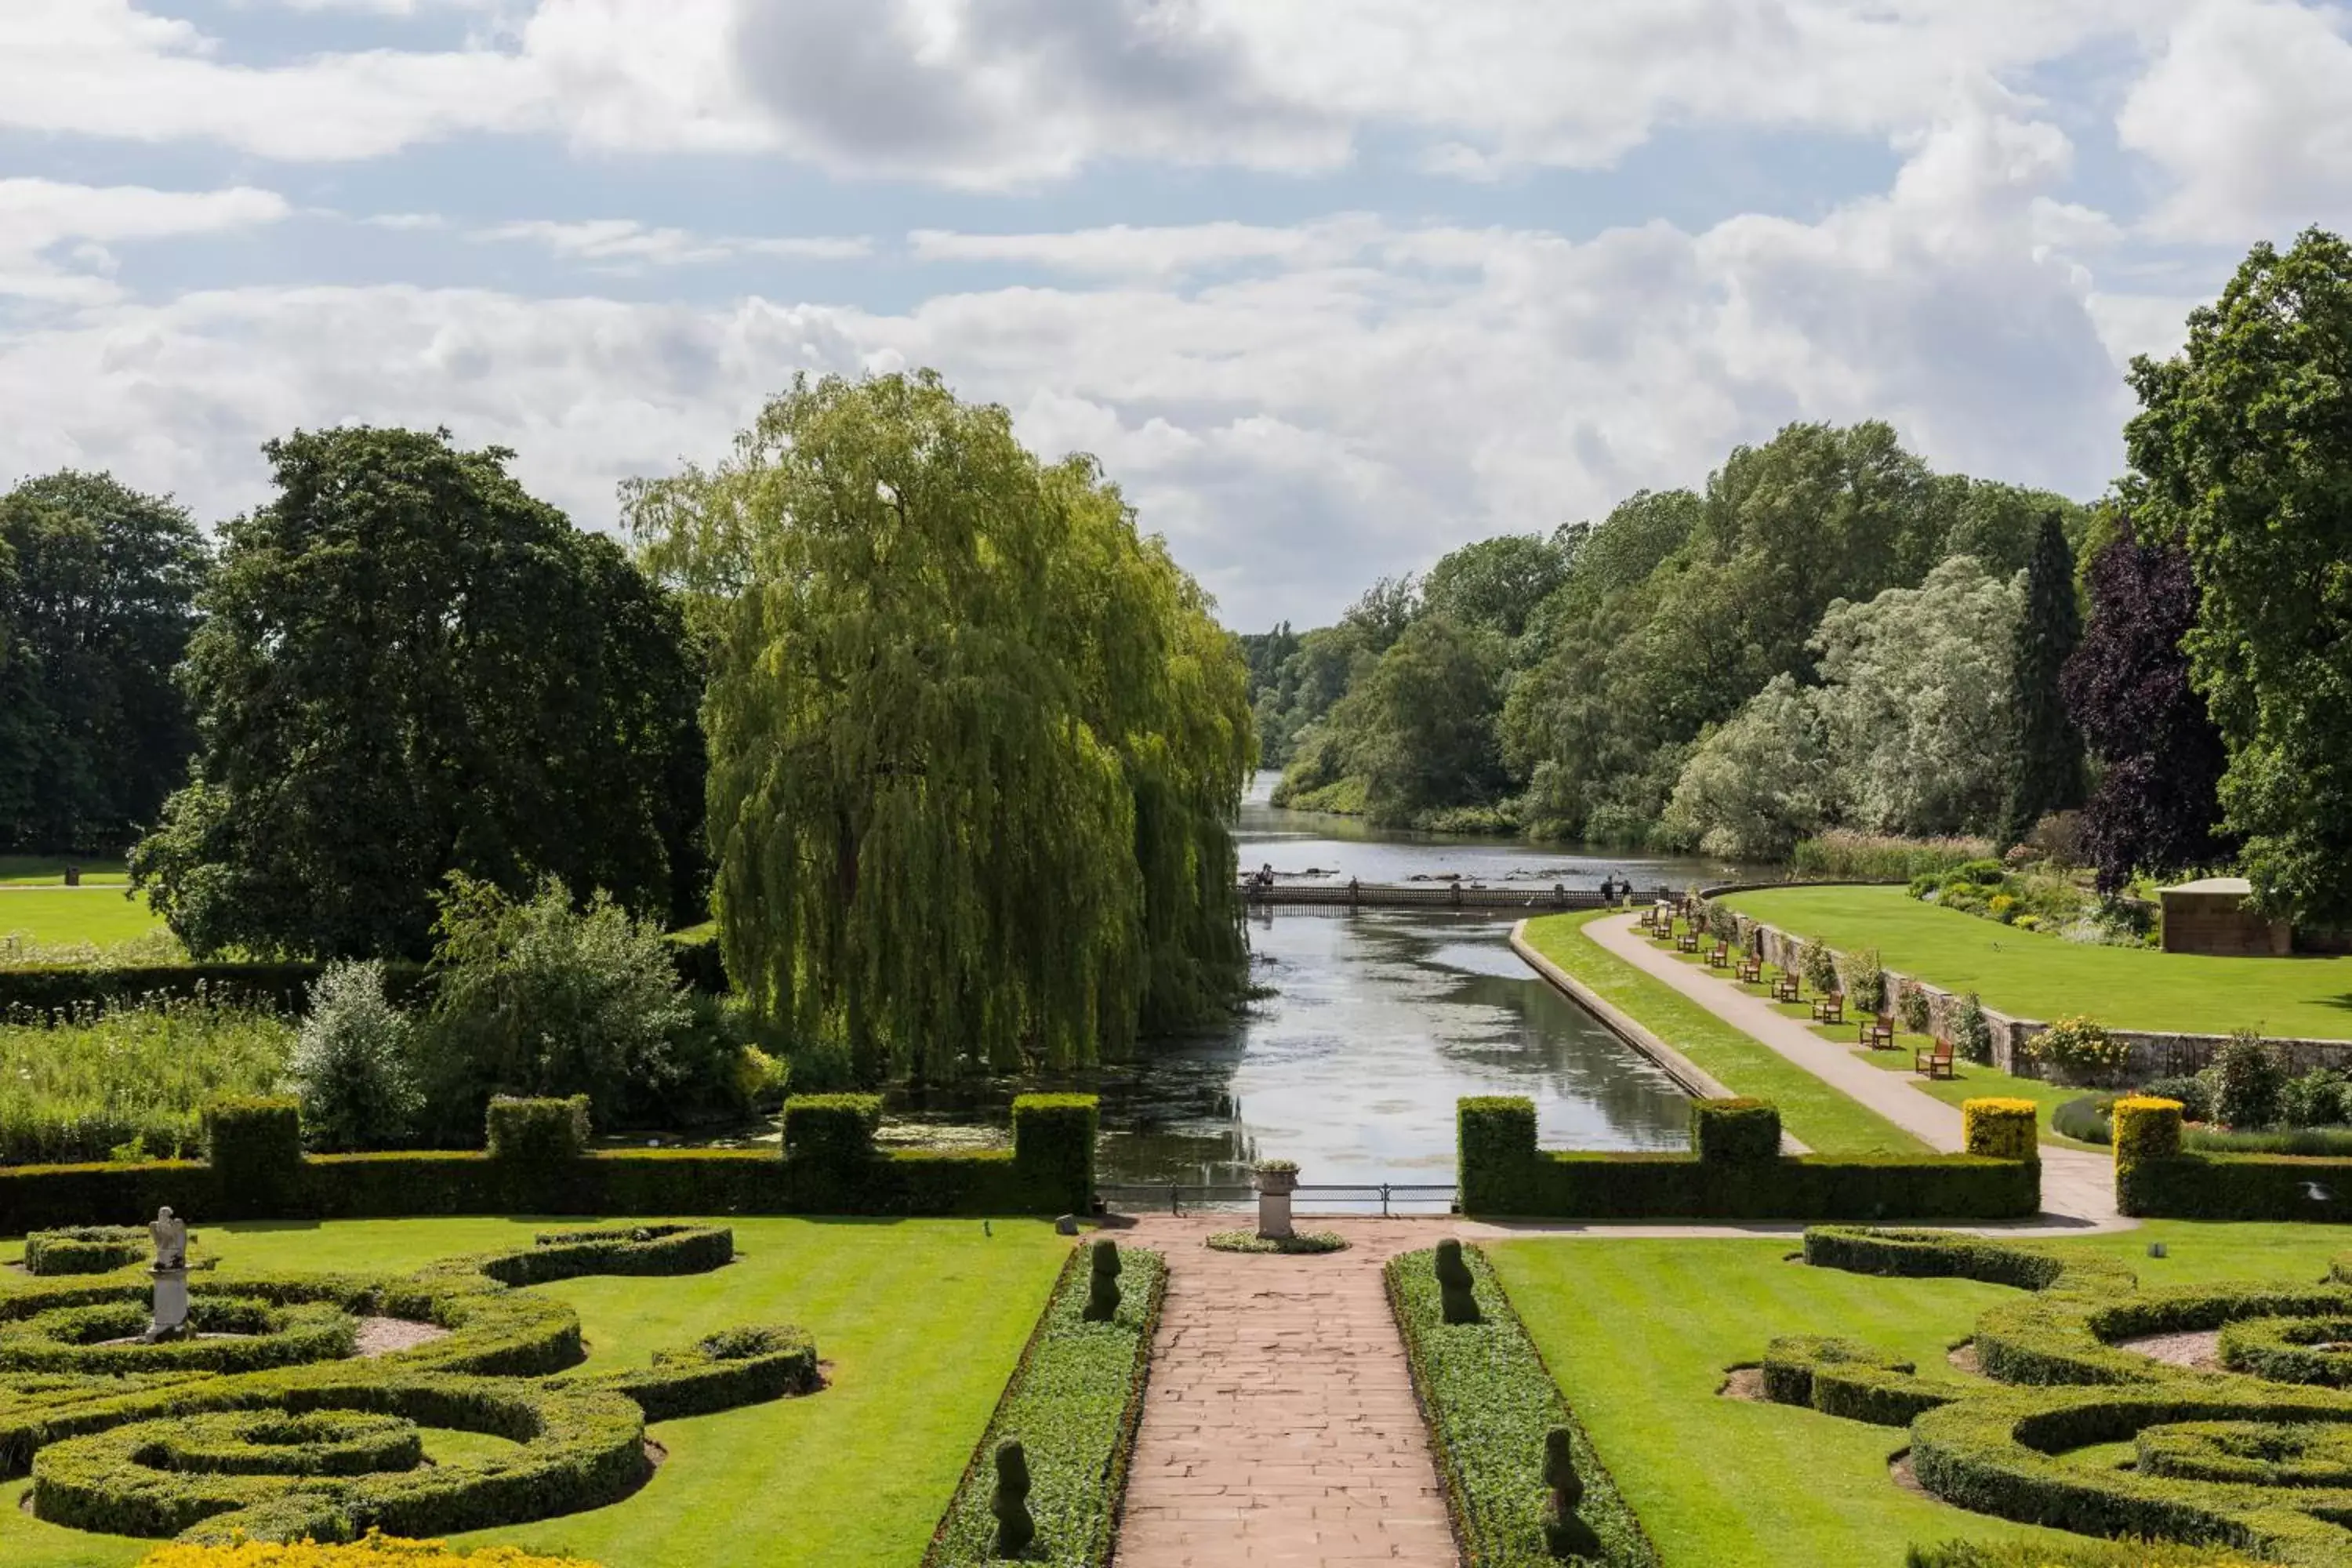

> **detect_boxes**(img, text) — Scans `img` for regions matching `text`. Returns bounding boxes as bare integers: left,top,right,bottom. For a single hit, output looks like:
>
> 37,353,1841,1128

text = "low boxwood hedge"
0,1223,822,1544
1759,1335,1958,1426
132,1410,423,1478
1459,1097,2037,1221
2118,1150,2352,1222
31,1372,650,1542
924,1242,1166,1568
0,1295,355,1376
557,1323,818,1423
2137,1420,2352,1487
2216,1318,2352,1388
23,1225,150,1275
1385,1242,1658,1568
1769,1227,2352,1566
1907,1538,2284,1567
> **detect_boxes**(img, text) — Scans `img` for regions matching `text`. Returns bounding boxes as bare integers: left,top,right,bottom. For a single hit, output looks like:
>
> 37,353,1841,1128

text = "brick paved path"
1115,1218,1457,1568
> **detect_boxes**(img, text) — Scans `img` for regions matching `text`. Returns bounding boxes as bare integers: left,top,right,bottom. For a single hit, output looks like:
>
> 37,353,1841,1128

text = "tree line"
2,375,1256,1082
1250,227,2352,927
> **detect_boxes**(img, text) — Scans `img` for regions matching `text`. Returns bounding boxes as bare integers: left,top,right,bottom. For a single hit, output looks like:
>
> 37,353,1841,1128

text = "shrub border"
921,1241,1167,1568
1385,1242,1661,1568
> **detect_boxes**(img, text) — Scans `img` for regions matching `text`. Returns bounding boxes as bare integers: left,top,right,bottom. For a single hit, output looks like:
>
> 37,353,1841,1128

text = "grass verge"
0,860,129,887
0,1216,1070,1568
1518,912,1926,1156
924,1241,1165,1568
0,888,169,951
1483,1222,2352,1568
1721,885,2352,1041
1387,1243,1657,1568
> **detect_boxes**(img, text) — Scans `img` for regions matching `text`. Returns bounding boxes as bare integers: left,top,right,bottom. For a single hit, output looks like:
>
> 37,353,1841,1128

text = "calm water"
1015,776,1759,1204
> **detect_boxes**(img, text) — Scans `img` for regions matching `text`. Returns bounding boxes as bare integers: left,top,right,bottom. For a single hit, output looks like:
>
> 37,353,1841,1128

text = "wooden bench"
1915,1038,1957,1080
1737,953,1762,984
1859,1012,1896,1051
1812,993,1845,1026
1677,931,1700,953
1771,972,1800,1004
1707,940,1730,969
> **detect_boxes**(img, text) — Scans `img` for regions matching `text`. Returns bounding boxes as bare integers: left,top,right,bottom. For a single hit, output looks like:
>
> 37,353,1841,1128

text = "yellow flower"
138,1532,600,1568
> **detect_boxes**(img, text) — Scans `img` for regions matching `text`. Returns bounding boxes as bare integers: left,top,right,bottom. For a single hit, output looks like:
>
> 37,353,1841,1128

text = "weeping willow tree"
627,371,1253,1080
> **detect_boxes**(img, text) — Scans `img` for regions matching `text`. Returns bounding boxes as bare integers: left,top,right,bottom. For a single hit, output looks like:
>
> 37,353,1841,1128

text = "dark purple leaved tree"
2060,513,2233,892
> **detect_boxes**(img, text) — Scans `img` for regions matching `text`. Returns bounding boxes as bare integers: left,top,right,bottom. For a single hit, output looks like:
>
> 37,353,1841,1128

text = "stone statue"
150,1207,187,1271
144,1207,191,1341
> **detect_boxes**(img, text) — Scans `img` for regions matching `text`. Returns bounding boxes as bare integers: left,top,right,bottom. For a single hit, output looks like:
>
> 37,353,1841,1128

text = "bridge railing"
1236,880,1672,909
1098,1181,1460,1217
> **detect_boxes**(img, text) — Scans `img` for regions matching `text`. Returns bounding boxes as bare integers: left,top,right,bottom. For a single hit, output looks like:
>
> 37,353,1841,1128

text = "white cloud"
0,0,548,161
0,179,289,305
908,217,1385,278
0,108,2191,626
0,0,2202,190
477,220,870,268
2118,0,2352,241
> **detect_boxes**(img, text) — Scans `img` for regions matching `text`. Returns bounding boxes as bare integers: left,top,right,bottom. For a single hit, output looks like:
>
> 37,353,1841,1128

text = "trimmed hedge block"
1962,1098,2039,1163
782,1094,882,1167
1691,1098,1780,1163
484,1097,590,1163
202,1098,303,1206
1011,1094,1098,1214
1458,1098,2038,1221
23,1227,148,1276
2113,1096,2184,1165
1457,1097,1539,1214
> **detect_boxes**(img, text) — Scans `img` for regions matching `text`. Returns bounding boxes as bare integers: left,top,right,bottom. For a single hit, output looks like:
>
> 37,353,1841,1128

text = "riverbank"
1512,911,1926,1156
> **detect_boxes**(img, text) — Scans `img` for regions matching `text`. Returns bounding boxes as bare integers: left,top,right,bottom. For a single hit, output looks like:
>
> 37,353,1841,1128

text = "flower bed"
1385,1242,1657,1567
924,1243,1166,1568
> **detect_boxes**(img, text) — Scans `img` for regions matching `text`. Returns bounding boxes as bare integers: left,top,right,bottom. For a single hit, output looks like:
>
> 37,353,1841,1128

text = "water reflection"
889,775,1756,1204
1086,906,1690,1195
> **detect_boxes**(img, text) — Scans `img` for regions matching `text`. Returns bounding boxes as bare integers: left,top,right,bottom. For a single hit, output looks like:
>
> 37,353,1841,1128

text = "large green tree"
2000,512,2085,841
0,472,209,855
2126,227,2352,922
130,427,706,958
626,371,1254,1080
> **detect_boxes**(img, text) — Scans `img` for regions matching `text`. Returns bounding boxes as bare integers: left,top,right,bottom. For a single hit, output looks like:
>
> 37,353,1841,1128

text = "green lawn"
1724,884,2352,1040
1668,943,2105,1152
0,1215,1071,1568
0,858,129,887
1519,911,1928,1156
1486,1221,2352,1568
0,887,167,949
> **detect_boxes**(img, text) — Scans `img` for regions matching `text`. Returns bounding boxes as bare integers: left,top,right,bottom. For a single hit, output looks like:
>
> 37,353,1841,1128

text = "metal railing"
1098,1181,1458,1218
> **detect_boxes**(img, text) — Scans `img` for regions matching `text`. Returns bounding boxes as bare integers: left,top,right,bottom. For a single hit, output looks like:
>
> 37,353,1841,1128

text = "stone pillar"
1255,1162,1298,1240
148,1265,190,1341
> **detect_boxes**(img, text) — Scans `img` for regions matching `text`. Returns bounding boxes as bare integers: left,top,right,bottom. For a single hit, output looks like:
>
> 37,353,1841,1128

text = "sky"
2,2,2348,630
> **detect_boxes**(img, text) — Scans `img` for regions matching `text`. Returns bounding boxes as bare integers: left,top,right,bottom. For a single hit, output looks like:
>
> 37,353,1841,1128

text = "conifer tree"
2001,512,2084,842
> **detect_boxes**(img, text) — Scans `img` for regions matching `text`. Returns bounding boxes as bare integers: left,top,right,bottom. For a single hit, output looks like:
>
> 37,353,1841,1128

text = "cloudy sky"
2,2,2347,628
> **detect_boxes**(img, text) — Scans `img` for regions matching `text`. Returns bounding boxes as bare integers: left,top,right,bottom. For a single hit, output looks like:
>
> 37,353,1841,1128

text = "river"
1047,774,1755,1206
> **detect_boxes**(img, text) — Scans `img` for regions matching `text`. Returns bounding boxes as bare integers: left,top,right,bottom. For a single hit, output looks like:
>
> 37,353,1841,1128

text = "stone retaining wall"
1692,886,2352,1085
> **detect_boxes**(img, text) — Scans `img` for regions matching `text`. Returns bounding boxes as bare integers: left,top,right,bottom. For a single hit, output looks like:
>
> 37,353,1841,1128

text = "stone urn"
1254,1160,1299,1241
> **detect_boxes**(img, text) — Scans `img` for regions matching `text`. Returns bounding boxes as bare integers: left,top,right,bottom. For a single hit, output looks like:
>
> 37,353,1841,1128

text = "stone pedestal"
147,1265,190,1341
1255,1167,1298,1240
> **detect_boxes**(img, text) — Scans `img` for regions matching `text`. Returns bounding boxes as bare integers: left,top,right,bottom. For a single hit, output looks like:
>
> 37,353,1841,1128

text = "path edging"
1509,918,1810,1156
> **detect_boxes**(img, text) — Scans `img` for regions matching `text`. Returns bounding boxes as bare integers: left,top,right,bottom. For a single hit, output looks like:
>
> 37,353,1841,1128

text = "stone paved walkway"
1575,912,2124,1226
1114,1218,1456,1568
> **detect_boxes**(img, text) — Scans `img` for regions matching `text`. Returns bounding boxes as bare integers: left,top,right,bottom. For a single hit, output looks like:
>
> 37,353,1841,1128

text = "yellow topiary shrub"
1961,1099,2038,1163
140,1534,600,1568
2111,1096,2185,1166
